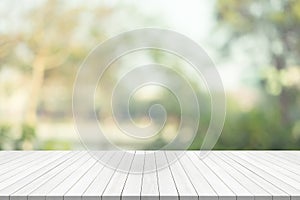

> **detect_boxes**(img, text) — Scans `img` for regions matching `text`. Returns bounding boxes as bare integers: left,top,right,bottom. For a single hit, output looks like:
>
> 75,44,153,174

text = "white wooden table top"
0,151,300,200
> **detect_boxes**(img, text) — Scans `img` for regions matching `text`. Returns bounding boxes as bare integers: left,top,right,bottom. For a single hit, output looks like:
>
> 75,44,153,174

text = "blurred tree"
216,0,300,126
0,0,112,149
22,1,82,127
15,1,86,149
0,35,19,68
1,0,157,150
0,124,11,150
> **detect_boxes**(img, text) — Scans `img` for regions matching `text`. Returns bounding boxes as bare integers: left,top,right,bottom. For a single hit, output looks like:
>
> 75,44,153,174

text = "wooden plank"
121,151,145,200
165,151,198,200
0,151,41,176
245,152,300,179
46,154,97,200
64,152,106,200
267,152,300,165
28,152,90,200
140,151,159,200
0,152,67,200
188,152,236,200
175,152,218,200
102,151,135,200
202,153,253,200
208,152,271,200
280,151,300,162
215,152,289,200
83,151,125,200
233,152,300,191
263,152,300,175
0,151,32,165
81,151,116,200
10,152,80,200
227,152,300,200
155,151,178,200
0,152,64,191
0,151,299,200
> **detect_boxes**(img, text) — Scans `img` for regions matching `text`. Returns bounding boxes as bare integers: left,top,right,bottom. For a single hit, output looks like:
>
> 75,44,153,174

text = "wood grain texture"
0,151,299,200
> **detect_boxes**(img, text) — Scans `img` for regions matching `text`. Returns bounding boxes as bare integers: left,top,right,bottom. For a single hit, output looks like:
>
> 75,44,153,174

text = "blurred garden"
0,0,300,150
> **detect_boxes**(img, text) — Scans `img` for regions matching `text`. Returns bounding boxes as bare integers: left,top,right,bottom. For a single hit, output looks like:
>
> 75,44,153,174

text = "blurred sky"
125,0,252,91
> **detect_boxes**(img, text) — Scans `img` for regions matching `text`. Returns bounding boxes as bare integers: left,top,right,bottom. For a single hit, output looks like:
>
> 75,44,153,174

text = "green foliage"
42,139,72,150
217,100,291,149
14,123,36,150
21,123,36,141
0,124,11,150
213,0,300,149
1,0,299,150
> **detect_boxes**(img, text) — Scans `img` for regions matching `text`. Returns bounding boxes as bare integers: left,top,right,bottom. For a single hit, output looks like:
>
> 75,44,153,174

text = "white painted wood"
188,152,236,200
0,151,31,165
46,154,97,200
83,151,125,200
122,151,145,200
227,152,300,200
10,152,80,200
102,151,135,200
245,152,300,179
165,151,198,200
175,152,218,200
202,153,253,200
0,152,67,200
2,152,73,200
155,151,178,200
280,151,300,162
140,151,159,200
215,152,289,200
82,151,116,200
233,152,300,191
208,152,271,200
0,152,64,191
64,153,105,200
28,152,90,200
263,152,300,175
0,151,299,200
0,151,39,176
274,152,300,166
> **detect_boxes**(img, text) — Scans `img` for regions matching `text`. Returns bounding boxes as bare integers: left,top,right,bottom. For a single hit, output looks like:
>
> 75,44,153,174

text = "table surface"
0,151,300,200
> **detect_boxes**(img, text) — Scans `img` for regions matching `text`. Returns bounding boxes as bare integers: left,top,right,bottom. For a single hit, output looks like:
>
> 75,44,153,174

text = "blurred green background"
0,0,300,150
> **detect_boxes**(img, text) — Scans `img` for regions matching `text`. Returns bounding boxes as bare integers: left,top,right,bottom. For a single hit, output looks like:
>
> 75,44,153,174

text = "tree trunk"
19,55,45,150
273,54,290,125
25,56,45,125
